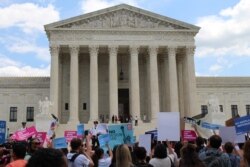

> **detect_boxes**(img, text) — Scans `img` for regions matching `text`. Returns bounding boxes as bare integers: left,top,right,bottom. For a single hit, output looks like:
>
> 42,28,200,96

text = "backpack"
168,156,175,167
202,151,222,167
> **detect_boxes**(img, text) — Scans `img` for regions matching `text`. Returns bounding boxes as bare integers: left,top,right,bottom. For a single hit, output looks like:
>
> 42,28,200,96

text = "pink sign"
64,131,77,142
13,126,38,141
182,130,197,141
35,132,47,146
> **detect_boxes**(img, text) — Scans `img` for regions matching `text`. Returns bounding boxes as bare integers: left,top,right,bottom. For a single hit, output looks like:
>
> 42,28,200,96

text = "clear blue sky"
0,0,249,76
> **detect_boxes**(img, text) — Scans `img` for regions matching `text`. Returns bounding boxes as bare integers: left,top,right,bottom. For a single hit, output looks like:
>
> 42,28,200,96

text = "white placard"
139,134,151,156
157,112,180,141
96,124,108,134
219,126,245,144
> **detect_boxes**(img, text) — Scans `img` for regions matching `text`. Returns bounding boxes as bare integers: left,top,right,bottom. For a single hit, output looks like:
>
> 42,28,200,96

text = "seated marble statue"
37,97,52,117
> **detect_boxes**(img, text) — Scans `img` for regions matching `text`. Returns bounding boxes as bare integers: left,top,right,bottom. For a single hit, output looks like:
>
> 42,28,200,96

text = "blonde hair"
116,144,133,167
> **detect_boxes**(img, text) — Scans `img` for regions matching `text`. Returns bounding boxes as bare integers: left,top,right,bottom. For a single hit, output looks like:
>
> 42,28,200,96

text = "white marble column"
168,47,179,112
89,45,99,122
129,46,141,121
183,46,196,117
148,46,160,121
109,46,118,120
49,45,60,119
68,45,80,123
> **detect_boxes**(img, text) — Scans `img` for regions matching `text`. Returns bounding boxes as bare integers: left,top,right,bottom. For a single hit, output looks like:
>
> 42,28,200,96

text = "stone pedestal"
35,114,51,132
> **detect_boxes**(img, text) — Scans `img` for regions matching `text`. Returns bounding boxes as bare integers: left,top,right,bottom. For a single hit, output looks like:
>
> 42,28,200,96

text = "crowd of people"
1,125,250,167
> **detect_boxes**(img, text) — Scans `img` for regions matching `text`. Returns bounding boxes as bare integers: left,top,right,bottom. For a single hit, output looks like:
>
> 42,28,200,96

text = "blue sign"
77,124,84,136
201,121,222,130
53,137,68,149
98,134,110,148
234,115,250,135
108,123,133,149
0,121,6,144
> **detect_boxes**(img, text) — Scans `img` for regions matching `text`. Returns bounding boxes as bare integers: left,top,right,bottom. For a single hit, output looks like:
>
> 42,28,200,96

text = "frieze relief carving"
56,9,187,30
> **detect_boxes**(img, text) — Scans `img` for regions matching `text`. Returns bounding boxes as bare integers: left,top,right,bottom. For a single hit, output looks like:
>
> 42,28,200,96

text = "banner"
64,131,77,142
234,115,250,135
98,134,110,148
184,117,201,125
108,123,133,149
0,121,6,144
53,137,68,149
181,130,197,141
77,124,84,136
158,112,180,141
139,134,151,156
35,132,47,146
12,126,37,141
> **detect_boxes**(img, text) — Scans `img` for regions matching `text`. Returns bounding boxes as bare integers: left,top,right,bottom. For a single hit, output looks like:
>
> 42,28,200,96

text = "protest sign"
234,115,250,135
108,123,133,149
219,126,245,144
98,134,110,148
35,132,47,146
53,137,68,149
200,121,222,130
77,124,84,136
64,131,77,142
0,121,6,144
157,112,180,141
139,134,151,156
225,115,240,127
181,130,197,141
13,126,37,141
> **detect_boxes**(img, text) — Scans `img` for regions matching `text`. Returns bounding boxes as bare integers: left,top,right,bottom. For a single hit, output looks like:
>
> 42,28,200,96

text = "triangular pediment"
45,4,199,31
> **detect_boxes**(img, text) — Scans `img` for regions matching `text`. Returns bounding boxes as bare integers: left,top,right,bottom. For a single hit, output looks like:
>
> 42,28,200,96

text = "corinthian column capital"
108,45,118,56
148,46,159,56
167,46,177,56
89,45,99,55
186,46,196,56
49,45,60,56
129,46,140,55
69,45,80,56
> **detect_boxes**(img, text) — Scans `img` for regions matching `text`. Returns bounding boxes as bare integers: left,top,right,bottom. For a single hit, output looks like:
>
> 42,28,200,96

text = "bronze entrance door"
118,89,130,123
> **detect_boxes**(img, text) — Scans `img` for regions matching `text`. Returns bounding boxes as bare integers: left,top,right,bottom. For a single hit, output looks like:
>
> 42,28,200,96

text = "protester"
6,142,27,167
149,143,174,167
90,121,100,149
223,142,240,167
92,144,113,167
27,138,41,158
26,148,67,167
133,147,153,167
199,135,231,167
179,143,205,167
116,144,134,167
109,145,118,167
195,136,206,153
67,138,94,167
243,140,250,167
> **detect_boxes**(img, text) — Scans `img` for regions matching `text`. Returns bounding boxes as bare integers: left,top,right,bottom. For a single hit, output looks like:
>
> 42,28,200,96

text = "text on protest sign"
12,126,37,141
98,134,110,148
108,123,133,149
35,132,47,146
234,115,250,135
64,131,77,142
181,130,197,141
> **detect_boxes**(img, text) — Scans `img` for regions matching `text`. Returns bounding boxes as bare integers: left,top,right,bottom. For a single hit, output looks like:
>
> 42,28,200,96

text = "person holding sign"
67,137,94,167
92,144,113,167
90,121,100,149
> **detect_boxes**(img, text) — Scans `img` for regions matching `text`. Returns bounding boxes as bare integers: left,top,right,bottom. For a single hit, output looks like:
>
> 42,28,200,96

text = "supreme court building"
1,4,250,133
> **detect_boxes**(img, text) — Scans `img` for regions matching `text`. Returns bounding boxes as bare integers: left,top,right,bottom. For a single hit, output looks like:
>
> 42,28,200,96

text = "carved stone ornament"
108,46,118,56
56,9,187,30
49,45,60,56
